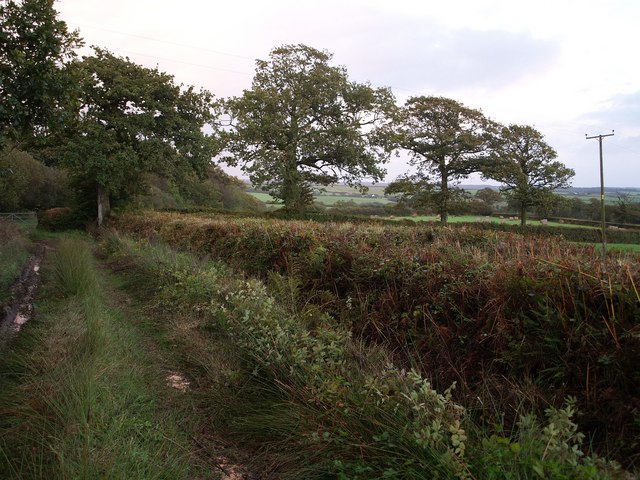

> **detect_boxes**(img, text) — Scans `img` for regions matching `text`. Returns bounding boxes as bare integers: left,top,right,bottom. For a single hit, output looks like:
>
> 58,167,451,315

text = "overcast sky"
55,0,640,187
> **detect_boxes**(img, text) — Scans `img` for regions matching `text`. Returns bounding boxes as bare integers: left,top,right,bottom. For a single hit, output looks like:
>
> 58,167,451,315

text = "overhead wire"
65,19,421,96
66,22,257,61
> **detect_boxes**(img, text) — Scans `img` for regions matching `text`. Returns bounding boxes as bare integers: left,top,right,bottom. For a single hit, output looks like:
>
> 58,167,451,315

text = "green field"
398,215,595,228
315,194,393,205
249,192,281,204
249,191,394,206
598,242,640,252
316,184,389,196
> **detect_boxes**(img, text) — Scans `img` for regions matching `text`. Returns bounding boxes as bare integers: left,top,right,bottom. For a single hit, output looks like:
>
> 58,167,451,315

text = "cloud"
554,90,640,187
319,14,560,96
590,91,640,137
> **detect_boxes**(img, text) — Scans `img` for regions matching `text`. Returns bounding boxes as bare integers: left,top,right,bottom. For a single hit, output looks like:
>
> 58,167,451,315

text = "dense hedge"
37,207,83,231
467,222,640,244
109,211,640,467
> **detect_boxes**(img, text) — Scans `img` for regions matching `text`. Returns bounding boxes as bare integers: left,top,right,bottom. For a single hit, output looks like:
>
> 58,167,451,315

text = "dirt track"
0,243,48,347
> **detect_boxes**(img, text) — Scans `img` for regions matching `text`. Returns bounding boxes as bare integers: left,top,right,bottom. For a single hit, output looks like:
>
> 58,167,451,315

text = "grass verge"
0,237,210,479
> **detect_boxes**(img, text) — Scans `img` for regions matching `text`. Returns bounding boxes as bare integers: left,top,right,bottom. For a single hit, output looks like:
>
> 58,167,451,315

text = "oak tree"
387,96,497,224
0,0,81,145
486,124,574,225
223,44,396,211
61,49,218,224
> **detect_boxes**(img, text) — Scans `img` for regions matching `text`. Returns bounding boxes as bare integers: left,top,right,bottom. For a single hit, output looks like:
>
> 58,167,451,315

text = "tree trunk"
440,175,449,225
520,203,527,226
281,152,303,211
97,184,110,226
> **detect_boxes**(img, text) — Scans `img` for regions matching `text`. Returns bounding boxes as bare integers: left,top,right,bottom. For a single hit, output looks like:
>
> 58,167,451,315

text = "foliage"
37,207,81,231
485,124,575,225
475,187,503,207
57,48,219,223
611,194,640,224
0,0,82,145
0,146,69,211
475,218,640,244
388,96,498,223
139,166,265,213
110,211,640,467
223,44,396,211
102,233,630,478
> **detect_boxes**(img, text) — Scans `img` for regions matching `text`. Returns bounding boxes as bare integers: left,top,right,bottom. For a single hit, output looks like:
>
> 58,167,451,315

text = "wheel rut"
0,242,50,347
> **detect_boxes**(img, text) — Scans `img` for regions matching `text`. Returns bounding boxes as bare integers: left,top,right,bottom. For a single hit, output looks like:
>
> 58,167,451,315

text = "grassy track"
0,237,215,479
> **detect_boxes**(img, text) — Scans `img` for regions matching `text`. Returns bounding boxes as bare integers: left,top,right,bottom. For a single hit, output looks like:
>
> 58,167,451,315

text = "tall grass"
0,219,31,303
102,234,630,479
0,237,207,479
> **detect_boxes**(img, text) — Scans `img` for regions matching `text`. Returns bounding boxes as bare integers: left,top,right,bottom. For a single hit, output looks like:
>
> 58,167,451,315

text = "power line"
111,48,253,77
66,21,257,62
67,20,422,97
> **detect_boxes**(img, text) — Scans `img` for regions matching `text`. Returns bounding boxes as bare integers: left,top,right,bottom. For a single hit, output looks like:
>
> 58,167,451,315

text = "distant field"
250,185,640,207
249,192,281,204
249,191,394,206
318,184,388,196
400,215,594,229
598,243,640,252
315,194,394,205
556,191,640,205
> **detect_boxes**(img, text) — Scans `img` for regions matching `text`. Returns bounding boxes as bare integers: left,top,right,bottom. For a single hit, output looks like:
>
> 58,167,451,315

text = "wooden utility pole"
585,130,614,258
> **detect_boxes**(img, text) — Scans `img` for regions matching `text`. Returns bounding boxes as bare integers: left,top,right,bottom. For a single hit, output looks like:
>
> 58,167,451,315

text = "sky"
54,0,640,187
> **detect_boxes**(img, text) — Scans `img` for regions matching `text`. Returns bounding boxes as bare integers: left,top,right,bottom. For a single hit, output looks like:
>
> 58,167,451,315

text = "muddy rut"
0,243,48,347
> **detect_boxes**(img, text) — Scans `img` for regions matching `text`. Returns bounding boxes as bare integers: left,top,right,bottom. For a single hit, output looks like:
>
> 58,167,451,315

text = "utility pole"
585,130,614,259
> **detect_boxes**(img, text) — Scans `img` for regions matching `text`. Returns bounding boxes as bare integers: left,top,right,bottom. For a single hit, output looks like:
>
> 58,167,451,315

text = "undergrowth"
100,233,630,479
109,211,640,467
0,237,207,479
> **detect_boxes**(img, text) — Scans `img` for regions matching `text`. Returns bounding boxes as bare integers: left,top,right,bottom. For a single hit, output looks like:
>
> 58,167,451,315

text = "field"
249,190,394,206
402,214,594,228
2,212,638,478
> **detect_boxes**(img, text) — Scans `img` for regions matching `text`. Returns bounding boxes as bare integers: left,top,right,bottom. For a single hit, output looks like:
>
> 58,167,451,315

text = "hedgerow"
108,211,640,468
102,234,629,478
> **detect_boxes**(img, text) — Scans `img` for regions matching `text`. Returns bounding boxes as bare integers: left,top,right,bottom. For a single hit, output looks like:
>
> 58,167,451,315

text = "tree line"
2,0,576,226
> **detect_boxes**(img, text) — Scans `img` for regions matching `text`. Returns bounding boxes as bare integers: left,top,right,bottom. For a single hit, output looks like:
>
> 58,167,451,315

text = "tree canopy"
0,0,82,145
60,48,219,224
485,124,574,225
223,44,396,211
386,96,498,223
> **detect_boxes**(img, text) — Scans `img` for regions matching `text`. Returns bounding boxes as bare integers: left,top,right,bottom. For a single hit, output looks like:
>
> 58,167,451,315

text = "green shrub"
37,207,81,231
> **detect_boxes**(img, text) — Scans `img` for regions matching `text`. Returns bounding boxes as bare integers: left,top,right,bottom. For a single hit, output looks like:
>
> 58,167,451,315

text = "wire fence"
0,212,37,224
